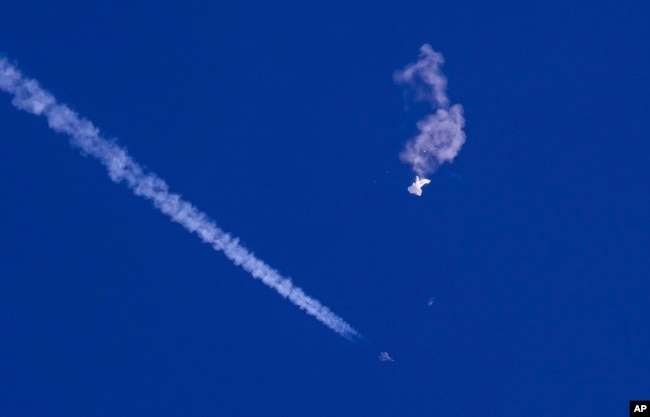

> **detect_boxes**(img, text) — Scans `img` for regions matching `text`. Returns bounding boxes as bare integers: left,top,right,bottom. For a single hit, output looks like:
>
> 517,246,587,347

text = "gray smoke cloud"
395,44,466,178
0,57,359,340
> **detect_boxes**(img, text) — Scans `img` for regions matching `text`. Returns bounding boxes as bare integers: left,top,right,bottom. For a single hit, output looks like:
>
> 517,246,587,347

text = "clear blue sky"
1,1,648,416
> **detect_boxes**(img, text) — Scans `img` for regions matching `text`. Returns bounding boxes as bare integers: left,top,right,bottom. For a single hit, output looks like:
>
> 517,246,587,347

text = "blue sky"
1,1,649,416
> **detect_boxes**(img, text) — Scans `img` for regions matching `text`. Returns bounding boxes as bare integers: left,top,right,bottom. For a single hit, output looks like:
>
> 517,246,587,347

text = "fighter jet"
407,176,431,196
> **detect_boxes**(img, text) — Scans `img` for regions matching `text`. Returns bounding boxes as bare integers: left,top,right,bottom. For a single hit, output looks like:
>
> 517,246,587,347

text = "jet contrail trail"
0,57,359,340
395,45,466,195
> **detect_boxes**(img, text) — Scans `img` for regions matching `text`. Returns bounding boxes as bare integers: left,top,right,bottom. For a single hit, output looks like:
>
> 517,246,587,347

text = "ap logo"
631,401,650,415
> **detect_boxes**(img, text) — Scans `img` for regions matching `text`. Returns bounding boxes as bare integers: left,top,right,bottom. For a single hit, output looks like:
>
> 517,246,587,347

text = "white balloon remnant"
407,175,431,197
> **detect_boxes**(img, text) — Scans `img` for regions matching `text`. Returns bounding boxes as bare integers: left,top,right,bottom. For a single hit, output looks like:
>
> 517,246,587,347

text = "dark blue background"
1,1,648,416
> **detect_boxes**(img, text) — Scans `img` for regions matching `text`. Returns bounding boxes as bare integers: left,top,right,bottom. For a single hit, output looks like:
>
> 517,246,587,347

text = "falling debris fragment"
427,298,435,306
407,175,431,196
379,352,394,362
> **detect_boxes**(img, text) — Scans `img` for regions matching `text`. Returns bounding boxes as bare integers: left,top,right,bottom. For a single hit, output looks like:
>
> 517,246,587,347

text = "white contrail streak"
395,44,466,182
0,57,358,340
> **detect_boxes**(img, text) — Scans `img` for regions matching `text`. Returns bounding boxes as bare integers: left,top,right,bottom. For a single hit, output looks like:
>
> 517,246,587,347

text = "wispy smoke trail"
395,44,466,178
0,58,358,340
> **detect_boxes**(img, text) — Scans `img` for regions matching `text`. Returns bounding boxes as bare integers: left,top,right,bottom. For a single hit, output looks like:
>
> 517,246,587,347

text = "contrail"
0,57,359,340
395,45,465,195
